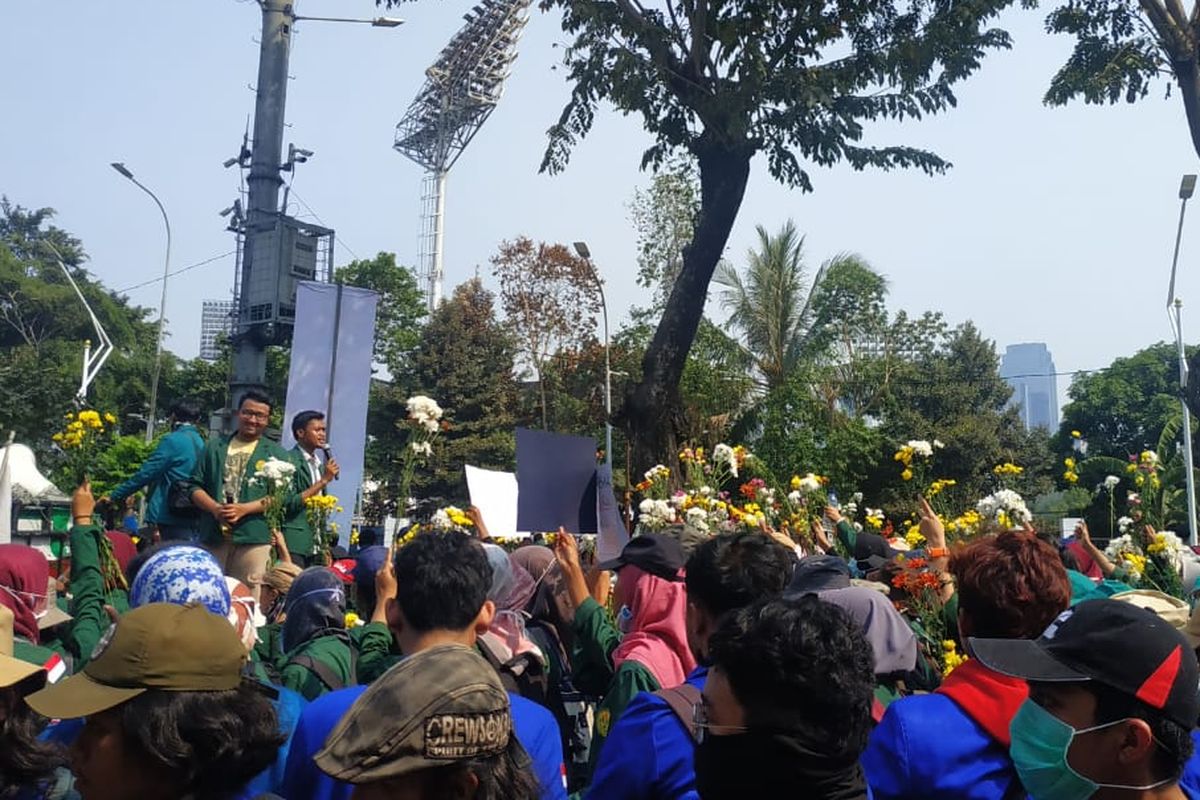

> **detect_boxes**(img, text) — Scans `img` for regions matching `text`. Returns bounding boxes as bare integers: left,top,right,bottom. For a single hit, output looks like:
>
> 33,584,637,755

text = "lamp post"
1168,174,1198,545
573,241,612,473
112,162,171,444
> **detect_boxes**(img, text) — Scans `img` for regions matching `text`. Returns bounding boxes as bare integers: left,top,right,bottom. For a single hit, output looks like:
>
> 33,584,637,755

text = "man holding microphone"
285,410,340,566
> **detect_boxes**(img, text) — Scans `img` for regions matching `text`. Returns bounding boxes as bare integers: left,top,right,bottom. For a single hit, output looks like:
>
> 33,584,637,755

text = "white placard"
466,465,519,539
1061,517,1083,539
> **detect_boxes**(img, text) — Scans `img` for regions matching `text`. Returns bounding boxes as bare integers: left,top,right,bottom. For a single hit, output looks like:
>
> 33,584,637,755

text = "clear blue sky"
3,1,1197,411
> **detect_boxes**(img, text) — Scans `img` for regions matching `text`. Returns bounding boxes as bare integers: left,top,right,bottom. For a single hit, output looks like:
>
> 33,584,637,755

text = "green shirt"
187,434,295,545
278,633,356,701
64,524,129,668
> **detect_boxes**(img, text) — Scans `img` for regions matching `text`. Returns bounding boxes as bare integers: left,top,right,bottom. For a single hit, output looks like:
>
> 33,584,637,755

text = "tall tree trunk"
1172,58,1200,160
624,137,753,474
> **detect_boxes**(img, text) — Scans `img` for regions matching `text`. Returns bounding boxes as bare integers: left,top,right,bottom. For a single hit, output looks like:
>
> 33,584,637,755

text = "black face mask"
694,732,869,800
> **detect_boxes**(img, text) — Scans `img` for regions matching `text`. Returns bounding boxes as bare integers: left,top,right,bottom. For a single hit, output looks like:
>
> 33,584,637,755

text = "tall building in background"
1001,343,1059,430
200,300,234,362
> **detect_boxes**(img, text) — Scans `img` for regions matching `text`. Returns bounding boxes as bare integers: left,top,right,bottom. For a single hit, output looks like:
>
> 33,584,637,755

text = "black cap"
597,534,685,582
785,555,851,596
971,598,1200,729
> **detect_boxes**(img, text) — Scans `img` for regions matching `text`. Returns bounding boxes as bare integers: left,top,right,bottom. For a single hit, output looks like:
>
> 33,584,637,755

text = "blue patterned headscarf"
129,546,231,617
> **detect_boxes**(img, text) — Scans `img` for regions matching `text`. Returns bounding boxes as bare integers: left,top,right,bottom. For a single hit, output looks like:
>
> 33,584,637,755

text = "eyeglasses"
239,410,269,422
691,700,749,744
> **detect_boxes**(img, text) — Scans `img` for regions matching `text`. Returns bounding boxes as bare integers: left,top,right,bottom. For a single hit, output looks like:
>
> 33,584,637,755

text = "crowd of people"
3,391,1200,799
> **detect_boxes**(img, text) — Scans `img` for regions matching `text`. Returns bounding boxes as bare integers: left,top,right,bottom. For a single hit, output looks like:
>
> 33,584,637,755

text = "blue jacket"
863,693,1021,800
1179,730,1200,799
282,685,568,800
109,424,204,526
585,666,706,800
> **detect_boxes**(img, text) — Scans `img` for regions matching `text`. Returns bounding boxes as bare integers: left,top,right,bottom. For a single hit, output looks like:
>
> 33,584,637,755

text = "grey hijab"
819,586,917,676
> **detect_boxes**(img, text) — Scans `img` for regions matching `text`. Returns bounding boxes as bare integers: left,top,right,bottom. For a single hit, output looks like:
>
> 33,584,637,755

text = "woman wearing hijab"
554,532,696,783
277,567,356,700
255,561,303,665
817,586,926,716
0,545,65,669
477,545,546,698
511,545,592,793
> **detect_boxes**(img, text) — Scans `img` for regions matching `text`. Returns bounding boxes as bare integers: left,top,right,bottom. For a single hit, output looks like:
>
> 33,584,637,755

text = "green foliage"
716,221,885,391
627,156,698,302
74,435,156,498
1058,343,1186,457
410,279,519,502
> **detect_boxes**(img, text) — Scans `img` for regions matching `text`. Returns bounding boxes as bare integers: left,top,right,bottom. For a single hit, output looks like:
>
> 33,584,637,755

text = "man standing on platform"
285,410,340,566
187,391,294,596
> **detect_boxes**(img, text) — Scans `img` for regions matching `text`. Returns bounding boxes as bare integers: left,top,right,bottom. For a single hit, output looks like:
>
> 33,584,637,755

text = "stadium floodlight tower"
394,0,532,311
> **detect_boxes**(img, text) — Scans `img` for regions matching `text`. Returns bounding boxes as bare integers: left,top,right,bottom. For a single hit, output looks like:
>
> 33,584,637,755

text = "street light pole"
112,162,171,444
1168,174,1198,545
574,242,612,474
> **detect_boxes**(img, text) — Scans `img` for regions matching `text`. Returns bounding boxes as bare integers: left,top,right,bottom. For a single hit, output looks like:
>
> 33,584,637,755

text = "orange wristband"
926,546,950,559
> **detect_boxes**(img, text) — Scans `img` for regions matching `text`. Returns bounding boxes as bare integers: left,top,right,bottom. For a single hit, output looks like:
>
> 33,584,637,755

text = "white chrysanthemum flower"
1117,516,1134,533
907,440,934,458
798,473,822,492
411,441,433,456
787,491,803,505
1103,475,1120,490
406,395,443,423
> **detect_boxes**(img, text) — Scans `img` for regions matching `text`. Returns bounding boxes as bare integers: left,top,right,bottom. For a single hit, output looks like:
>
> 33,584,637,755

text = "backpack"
654,682,703,742
478,637,551,708
527,621,592,792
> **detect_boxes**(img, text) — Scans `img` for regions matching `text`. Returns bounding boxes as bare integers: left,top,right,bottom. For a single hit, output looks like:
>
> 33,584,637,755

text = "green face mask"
1009,699,1171,800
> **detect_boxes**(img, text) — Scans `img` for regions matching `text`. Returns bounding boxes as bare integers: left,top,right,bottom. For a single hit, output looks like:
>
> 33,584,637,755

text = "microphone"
322,446,338,480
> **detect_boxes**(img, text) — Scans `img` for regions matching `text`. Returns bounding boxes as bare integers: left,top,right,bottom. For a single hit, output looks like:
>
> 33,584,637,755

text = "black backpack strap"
654,683,703,742
288,646,355,692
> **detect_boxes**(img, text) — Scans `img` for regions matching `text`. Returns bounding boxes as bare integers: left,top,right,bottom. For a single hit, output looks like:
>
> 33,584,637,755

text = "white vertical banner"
465,465,519,538
282,282,378,545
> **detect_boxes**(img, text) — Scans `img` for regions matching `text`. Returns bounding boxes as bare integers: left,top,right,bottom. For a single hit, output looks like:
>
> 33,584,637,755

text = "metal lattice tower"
395,0,532,311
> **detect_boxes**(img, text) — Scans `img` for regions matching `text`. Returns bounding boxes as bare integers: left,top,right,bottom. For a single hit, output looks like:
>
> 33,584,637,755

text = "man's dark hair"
238,390,273,413
291,410,325,439
1089,681,1194,781
119,685,284,800
685,532,795,618
169,399,202,425
708,595,875,757
395,531,492,632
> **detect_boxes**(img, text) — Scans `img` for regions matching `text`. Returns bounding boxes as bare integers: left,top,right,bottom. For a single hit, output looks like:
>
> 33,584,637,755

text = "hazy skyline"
3,1,1198,413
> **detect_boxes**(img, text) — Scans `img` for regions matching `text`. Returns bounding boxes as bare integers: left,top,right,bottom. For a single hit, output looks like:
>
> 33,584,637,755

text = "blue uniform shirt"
863,693,1019,800
282,685,567,800
585,665,707,800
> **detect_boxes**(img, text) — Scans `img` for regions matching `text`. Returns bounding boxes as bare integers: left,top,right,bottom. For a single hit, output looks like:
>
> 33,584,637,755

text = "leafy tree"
1042,0,1200,158
627,156,699,307
410,279,519,502
1059,343,1185,458
496,0,1020,467
491,238,600,429
715,221,884,392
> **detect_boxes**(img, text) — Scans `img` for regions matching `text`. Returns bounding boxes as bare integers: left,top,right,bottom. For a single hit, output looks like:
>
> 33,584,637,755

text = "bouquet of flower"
250,456,297,534
1105,525,1187,597
305,493,342,561
975,489,1031,530
886,556,952,673
53,409,117,484
396,395,444,514
431,505,474,532
894,439,942,491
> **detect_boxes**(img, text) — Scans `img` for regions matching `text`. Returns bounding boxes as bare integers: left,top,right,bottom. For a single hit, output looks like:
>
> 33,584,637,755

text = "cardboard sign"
465,465,519,538
516,428,598,533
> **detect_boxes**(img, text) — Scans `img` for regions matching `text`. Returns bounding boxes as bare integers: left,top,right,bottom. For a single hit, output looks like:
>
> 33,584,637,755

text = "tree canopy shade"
521,0,1020,465
1043,0,1200,158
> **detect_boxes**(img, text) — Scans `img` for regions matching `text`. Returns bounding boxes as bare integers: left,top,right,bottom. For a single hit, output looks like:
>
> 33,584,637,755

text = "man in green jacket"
188,390,293,597
284,410,340,566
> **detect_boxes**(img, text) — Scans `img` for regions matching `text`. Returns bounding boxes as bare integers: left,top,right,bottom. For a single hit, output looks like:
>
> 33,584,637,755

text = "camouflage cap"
25,603,246,719
315,644,512,784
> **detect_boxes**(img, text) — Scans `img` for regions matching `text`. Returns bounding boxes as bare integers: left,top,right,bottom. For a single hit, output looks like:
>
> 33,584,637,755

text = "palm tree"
715,220,878,392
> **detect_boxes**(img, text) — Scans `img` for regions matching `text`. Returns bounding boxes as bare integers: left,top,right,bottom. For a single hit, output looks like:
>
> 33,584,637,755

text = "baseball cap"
971,598,1200,728
315,644,513,783
785,555,851,596
596,534,685,582
330,559,357,585
353,546,389,587
25,603,247,720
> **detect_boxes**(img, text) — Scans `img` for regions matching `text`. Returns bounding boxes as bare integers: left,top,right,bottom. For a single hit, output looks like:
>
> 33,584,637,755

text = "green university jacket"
187,434,295,546
569,597,660,783
281,445,319,559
